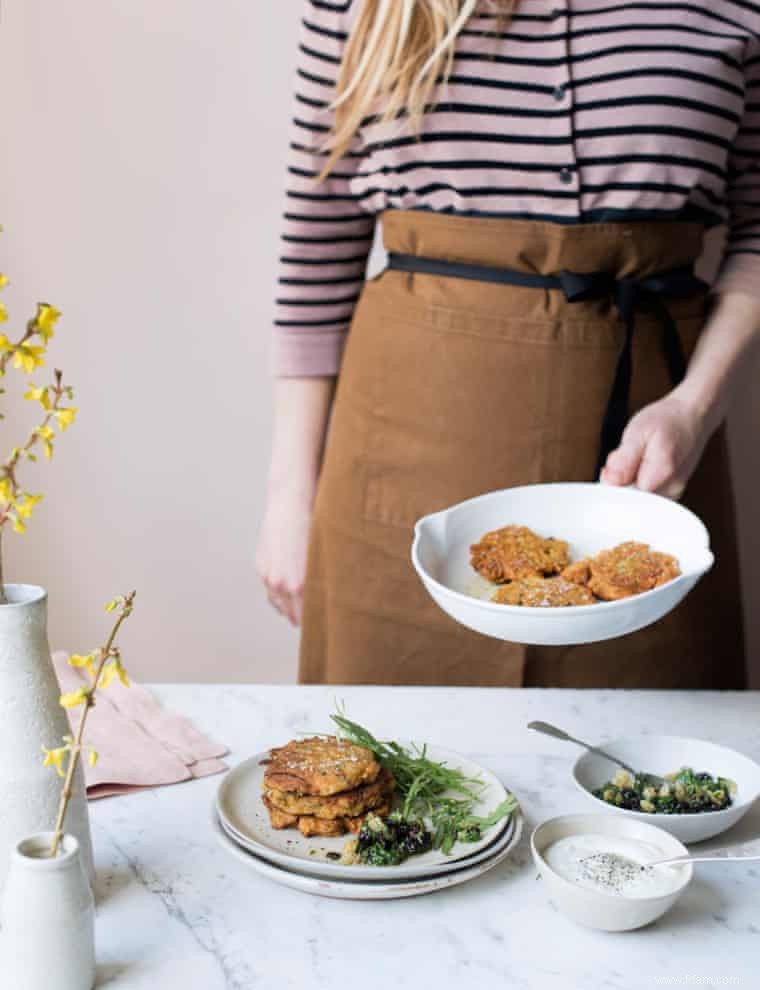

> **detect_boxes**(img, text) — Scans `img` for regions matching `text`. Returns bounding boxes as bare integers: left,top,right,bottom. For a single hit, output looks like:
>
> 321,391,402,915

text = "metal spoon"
527,720,666,787
646,848,760,870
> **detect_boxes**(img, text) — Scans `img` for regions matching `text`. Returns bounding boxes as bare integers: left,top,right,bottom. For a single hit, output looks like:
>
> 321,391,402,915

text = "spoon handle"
649,851,760,869
527,720,639,777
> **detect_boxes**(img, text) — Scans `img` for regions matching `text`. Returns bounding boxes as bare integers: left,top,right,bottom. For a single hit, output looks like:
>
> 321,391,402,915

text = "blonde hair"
320,0,515,177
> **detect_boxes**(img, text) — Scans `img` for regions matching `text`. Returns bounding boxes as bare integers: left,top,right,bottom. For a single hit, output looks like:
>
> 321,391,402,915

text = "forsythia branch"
0,255,77,602
48,592,136,859
0,368,77,534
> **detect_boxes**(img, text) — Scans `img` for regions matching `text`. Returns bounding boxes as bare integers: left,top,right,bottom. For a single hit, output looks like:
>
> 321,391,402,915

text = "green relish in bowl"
593,767,736,815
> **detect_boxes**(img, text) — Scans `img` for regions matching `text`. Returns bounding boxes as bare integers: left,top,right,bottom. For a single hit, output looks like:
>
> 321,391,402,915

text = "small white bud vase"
0,832,95,990
0,585,93,894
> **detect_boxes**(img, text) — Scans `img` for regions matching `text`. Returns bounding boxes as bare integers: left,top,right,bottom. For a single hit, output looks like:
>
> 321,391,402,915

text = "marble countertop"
91,686,760,989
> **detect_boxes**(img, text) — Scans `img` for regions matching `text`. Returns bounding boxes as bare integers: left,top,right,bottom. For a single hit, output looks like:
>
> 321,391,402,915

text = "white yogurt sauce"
544,834,686,899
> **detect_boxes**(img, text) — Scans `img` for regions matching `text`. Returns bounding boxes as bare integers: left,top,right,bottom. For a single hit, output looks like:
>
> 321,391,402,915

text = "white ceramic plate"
215,745,513,881
573,735,760,844
411,482,714,646
219,804,516,881
214,808,524,900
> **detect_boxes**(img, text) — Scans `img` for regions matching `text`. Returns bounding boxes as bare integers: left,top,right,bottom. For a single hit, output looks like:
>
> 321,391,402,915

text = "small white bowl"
531,813,693,931
573,735,760,844
411,483,713,646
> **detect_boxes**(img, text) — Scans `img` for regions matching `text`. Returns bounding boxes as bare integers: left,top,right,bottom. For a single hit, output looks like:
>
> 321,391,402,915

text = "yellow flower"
98,655,130,690
24,384,50,409
0,334,12,352
105,597,120,613
12,344,45,373
14,493,43,519
98,664,116,689
54,407,77,431
34,303,62,341
11,515,26,534
59,686,90,709
68,652,97,677
0,304,7,324
0,478,12,504
42,745,69,778
88,749,99,768
36,425,55,460
0,274,9,289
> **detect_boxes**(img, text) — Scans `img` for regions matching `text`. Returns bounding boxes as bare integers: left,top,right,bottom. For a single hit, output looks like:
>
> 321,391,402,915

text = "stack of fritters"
471,525,680,606
261,736,395,838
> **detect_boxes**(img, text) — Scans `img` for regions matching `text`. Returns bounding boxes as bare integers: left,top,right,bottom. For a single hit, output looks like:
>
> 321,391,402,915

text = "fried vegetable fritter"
262,793,392,837
263,736,382,796
491,575,596,607
470,525,569,584
264,767,395,820
561,541,680,601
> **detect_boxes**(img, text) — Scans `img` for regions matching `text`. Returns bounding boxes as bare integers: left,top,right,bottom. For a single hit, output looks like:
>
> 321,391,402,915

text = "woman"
257,0,760,688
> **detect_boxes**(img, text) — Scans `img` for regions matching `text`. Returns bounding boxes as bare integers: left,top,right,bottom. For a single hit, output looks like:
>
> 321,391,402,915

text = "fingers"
632,430,693,499
634,432,681,496
600,427,647,488
601,394,706,501
265,580,303,627
292,588,304,626
658,478,686,501
255,498,312,627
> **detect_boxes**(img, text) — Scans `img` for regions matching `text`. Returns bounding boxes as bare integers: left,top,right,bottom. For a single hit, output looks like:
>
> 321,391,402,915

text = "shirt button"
553,85,567,102
559,167,574,184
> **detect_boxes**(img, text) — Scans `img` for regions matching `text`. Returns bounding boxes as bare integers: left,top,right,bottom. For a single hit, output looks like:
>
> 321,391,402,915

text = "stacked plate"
214,746,523,900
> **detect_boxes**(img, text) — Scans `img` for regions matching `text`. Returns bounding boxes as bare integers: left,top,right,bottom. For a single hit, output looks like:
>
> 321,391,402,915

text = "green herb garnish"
355,813,432,865
331,712,518,855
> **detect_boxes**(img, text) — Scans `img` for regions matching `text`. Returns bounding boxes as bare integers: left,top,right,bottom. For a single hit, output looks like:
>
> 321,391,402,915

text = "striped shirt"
275,0,760,376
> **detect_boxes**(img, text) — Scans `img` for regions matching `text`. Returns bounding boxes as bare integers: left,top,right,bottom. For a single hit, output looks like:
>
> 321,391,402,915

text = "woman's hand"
602,289,760,498
600,391,710,499
256,376,336,626
256,484,313,626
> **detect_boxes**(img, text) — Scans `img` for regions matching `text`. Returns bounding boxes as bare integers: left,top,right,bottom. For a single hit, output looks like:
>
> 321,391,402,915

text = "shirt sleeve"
273,0,376,377
713,36,760,299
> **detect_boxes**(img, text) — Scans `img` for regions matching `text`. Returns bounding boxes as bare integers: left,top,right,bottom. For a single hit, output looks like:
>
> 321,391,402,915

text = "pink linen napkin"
52,651,228,800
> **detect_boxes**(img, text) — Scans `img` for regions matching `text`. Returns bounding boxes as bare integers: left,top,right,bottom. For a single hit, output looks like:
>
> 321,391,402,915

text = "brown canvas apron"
299,210,747,689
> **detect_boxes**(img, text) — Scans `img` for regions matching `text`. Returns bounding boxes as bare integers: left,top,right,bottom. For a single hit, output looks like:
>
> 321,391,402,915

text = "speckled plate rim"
215,744,513,881
212,808,524,900
218,804,516,882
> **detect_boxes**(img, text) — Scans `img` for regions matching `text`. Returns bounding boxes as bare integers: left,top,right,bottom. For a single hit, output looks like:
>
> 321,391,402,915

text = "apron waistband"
386,251,708,476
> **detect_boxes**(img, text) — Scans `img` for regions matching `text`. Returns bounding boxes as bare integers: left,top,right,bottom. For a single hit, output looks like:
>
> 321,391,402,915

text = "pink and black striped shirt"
274,0,760,376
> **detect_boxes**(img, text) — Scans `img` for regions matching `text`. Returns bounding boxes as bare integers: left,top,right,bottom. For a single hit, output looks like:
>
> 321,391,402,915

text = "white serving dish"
214,808,524,901
411,482,713,646
216,745,514,881
573,735,760,844
531,814,692,931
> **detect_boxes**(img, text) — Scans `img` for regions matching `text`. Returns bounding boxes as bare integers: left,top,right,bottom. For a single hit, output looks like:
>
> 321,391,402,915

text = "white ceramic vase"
0,585,93,896
0,832,95,990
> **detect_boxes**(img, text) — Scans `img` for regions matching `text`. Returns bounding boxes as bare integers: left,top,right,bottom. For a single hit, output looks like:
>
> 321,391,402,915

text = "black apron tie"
387,252,707,477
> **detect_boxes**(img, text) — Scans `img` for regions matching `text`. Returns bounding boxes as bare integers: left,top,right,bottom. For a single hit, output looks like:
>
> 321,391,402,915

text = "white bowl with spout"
411,483,713,646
